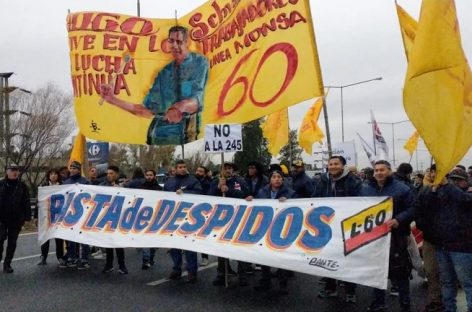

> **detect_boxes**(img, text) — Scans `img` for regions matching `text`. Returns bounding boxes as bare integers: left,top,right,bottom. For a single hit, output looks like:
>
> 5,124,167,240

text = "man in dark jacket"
100,165,129,274
291,160,314,198
422,169,472,312
209,162,251,286
313,156,361,303
195,165,212,266
254,169,296,295
244,161,268,197
414,165,443,312
393,163,415,192
139,169,162,270
164,160,202,283
195,166,211,195
62,161,90,269
360,160,415,312
0,164,31,273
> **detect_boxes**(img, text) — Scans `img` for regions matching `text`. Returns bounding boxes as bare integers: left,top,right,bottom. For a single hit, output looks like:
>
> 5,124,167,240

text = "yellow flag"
261,109,289,156
396,3,418,61
403,0,472,184
403,131,420,156
298,97,325,155
67,0,325,146
69,132,86,174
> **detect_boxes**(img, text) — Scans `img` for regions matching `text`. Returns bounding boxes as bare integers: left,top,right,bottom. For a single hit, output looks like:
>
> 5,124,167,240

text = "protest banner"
39,184,392,289
204,124,242,153
67,0,324,145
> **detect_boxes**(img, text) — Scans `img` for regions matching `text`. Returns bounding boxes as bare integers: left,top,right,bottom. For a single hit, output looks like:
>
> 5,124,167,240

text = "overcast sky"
1,0,471,170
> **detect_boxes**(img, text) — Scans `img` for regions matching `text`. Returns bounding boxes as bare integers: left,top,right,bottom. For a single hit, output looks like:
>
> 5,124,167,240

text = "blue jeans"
436,248,472,312
170,249,197,274
372,277,410,306
142,248,156,264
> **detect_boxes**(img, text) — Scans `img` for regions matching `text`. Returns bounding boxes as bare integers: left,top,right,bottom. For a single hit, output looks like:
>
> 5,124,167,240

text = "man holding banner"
209,162,251,287
313,156,362,303
100,26,209,146
164,160,202,283
360,160,415,312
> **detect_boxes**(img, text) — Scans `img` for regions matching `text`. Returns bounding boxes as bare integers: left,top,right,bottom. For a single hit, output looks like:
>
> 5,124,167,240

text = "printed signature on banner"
341,198,393,256
308,257,339,271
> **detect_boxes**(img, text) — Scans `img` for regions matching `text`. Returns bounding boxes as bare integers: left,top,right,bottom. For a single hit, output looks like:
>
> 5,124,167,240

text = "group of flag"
70,0,471,185
261,0,471,184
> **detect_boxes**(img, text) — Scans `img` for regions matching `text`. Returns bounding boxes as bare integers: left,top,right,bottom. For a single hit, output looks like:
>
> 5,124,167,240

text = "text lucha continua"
67,13,165,98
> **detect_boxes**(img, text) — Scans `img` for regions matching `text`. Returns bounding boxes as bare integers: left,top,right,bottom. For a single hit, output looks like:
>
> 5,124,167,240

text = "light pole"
0,76,32,166
326,77,382,142
372,120,409,168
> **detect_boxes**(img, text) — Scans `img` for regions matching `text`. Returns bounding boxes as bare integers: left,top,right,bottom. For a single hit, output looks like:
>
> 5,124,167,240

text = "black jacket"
209,176,249,199
140,180,163,191
196,176,211,195
164,174,202,194
313,168,361,197
415,183,472,252
256,183,296,200
245,175,268,197
0,178,31,227
291,171,315,198
360,176,415,236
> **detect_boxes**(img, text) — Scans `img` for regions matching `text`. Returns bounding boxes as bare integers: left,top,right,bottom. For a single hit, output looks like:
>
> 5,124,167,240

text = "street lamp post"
326,77,382,142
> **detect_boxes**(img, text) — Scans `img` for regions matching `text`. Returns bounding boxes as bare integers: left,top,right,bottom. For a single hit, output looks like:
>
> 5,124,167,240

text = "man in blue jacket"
360,160,415,312
63,161,90,269
313,156,362,303
164,160,202,283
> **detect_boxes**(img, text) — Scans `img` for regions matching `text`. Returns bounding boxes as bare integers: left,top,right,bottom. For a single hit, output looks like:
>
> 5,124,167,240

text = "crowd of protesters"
0,157,471,312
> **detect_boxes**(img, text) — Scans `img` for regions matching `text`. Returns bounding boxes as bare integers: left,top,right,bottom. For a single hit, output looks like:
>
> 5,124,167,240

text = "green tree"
234,119,271,175
278,129,302,167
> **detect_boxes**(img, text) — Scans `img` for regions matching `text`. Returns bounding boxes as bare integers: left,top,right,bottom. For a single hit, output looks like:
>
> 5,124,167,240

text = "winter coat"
124,177,146,189
256,183,296,200
291,171,315,198
313,168,361,197
63,173,89,185
359,176,415,236
0,178,31,227
164,174,202,194
140,180,163,191
196,176,211,195
245,175,269,197
209,175,249,199
416,183,472,252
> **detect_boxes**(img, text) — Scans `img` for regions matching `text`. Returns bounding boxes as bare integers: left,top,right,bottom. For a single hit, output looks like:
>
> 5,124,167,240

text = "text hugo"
48,192,335,252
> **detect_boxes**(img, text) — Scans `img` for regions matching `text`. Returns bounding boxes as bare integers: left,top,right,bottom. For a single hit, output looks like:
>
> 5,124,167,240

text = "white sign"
204,124,243,153
323,140,358,166
38,184,392,289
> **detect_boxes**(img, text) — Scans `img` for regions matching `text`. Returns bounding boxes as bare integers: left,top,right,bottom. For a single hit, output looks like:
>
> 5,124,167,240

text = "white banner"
204,124,242,153
323,140,358,166
38,184,392,289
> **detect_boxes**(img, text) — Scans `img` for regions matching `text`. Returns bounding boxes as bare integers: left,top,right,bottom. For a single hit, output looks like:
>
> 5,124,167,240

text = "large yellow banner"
67,0,324,145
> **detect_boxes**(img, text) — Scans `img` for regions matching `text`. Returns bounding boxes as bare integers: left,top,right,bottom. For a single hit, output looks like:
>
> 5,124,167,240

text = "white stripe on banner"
38,184,392,289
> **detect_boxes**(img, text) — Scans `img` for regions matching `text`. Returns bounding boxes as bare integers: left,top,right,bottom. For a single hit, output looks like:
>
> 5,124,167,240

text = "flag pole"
304,0,329,157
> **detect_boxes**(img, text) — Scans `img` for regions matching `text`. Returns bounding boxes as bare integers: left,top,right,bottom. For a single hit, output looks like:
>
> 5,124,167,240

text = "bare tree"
7,83,74,193
108,144,176,176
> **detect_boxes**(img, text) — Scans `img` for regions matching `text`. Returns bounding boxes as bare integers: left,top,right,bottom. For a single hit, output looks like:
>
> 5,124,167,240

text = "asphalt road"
0,232,466,312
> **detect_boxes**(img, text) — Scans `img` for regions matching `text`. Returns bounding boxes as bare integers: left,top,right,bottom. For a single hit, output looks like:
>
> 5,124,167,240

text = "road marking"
10,252,55,262
146,262,218,286
19,232,38,237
